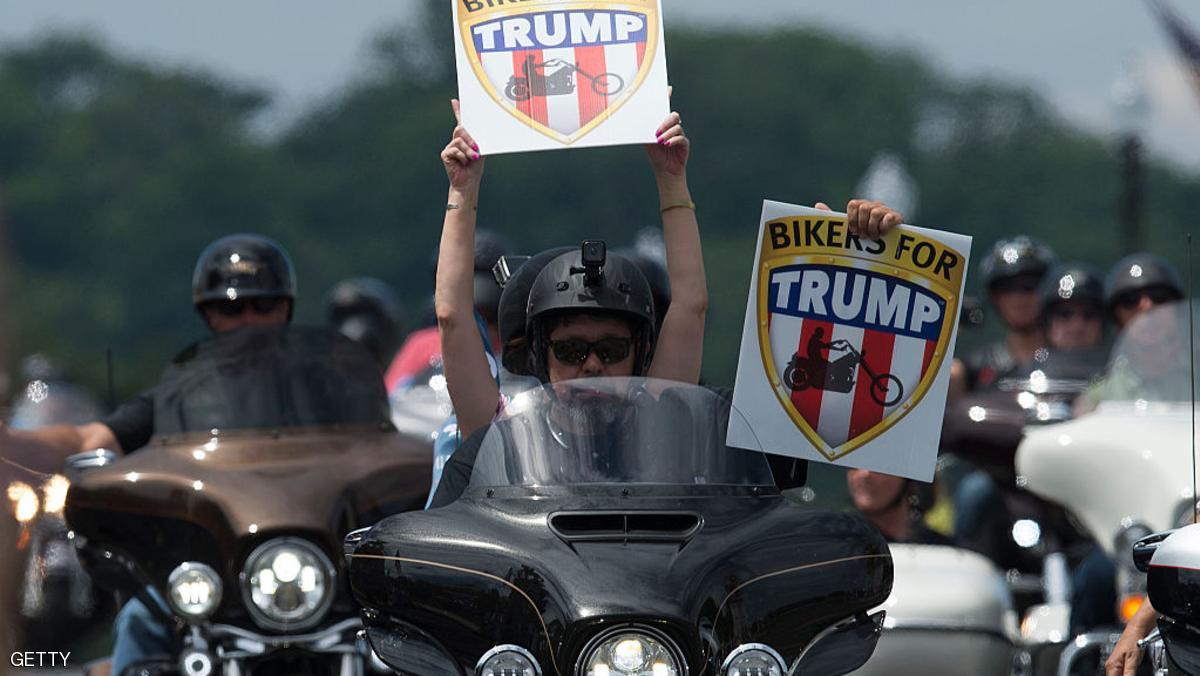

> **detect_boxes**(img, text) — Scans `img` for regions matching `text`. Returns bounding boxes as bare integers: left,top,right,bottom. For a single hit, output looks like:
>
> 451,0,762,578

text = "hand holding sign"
815,200,904,240
442,100,485,194
645,111,689,180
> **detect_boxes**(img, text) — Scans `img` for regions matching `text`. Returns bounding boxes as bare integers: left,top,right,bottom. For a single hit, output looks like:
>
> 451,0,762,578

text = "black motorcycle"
505,56,624,102
348,377,893,676
783,343,903,407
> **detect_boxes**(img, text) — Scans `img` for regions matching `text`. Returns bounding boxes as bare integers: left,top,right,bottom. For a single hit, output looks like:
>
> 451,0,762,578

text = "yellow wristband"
660,199,696,214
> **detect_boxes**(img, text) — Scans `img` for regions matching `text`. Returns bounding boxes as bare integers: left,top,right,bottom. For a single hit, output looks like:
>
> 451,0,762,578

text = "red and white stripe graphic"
768,314,934,450
479,42,645,136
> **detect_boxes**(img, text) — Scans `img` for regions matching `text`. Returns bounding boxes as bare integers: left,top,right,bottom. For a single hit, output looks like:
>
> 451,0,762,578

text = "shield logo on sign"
755,234,960,461
458,3,659,144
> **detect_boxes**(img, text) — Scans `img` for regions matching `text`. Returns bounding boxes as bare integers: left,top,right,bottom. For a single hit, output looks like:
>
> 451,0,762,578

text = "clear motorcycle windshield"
1096,300,1199,404
152,325,392,435
467,378,773,489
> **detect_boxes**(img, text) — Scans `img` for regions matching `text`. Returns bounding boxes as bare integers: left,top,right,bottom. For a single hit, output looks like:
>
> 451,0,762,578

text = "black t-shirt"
100,388,156,453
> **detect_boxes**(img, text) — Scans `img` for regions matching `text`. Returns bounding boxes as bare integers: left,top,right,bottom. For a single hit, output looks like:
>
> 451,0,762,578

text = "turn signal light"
1119,593,1146,623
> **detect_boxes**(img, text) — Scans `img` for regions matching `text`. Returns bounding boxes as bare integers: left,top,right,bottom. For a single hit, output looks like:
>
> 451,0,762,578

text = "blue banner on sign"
471,10,648,52
768,264,945,342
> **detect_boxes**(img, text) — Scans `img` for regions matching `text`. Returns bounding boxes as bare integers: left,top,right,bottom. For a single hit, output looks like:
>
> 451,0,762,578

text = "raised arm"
645,111,707,384
435,100,499,438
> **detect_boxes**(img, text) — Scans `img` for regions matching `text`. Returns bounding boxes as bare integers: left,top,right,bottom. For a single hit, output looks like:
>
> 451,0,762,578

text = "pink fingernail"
472,143,479,151
472,152,480,160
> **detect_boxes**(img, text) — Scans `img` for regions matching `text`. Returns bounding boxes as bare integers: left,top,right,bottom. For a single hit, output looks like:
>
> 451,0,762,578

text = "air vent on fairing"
548,512,702,542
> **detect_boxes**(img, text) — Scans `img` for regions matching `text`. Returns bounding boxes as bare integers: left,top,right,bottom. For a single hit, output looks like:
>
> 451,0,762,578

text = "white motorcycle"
1017,301,1200,674
854,543,1026,676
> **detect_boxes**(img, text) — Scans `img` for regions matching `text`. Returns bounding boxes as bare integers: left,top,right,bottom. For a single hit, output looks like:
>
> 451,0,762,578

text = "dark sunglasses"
549,337,632,366
1049,305,1101,321
991,274,1041,294
205,297,285,316
1113,286,1179,310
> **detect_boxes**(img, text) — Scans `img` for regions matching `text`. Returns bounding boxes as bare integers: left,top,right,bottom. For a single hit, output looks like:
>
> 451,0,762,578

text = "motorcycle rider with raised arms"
428,97,904,506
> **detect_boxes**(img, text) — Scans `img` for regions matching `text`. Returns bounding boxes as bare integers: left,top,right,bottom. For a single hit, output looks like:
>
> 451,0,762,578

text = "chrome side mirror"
64,448,119,483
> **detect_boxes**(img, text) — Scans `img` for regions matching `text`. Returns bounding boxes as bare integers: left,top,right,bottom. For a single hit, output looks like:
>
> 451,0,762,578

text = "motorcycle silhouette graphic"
505,55,625,102
784,337,904,407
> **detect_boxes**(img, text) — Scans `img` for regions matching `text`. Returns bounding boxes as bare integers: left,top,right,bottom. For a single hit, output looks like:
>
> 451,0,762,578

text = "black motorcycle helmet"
979,236,1056,291
192,234,296,318
1104,252,1184,317
1038,262,1104,319
323,277,405,366
473,230,514,325
526,242,656,383
615,248,671,335
498,246,574,376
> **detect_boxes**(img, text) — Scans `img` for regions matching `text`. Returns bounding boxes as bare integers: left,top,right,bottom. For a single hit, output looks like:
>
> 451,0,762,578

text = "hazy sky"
2,0,1199,170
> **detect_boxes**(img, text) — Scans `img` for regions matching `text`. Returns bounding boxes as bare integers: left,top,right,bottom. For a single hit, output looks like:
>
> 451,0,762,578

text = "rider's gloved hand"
814,200,904,240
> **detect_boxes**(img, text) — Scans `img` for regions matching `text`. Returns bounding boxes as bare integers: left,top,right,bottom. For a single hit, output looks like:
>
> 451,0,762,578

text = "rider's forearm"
1,425,90,474
657,174,706,318
435,185,501,438
435,186,482,331
648,173,707,384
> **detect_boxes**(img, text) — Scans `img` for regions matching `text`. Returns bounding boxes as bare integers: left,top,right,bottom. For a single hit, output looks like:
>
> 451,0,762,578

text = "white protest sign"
451,0,671,155
728,201,972,481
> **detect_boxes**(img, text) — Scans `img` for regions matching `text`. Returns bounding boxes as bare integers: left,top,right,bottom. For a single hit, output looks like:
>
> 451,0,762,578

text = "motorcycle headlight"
722,643,786,676
581,631,680,676
168,562,222,621
476,644,540,676
241,537,334,631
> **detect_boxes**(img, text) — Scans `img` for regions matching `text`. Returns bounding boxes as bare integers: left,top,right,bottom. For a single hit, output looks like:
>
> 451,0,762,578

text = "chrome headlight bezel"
476,644,541,676
576,625,685,676
239,537,335,631
721,643,786,676
167,561,223,621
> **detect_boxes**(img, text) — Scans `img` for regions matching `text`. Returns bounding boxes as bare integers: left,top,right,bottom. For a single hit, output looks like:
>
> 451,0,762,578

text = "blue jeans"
953,470,1002,547
112,588,177,676
1070,545,1117,634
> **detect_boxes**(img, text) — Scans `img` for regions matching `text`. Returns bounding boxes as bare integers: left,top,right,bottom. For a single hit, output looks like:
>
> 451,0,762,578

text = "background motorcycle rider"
0,233,299,675
1105,252,1184,331
383,229,512,393
847,468,951,546
951,235,1056,396
324,276,406,368
1094,255,1189,675
1077,253,1187,412
952,237,1056,550
0,233,294,471
1040,262,1108,354
955,259,1120,636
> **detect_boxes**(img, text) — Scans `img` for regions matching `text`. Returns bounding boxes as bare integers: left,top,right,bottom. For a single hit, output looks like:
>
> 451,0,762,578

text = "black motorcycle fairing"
350,494,891,675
